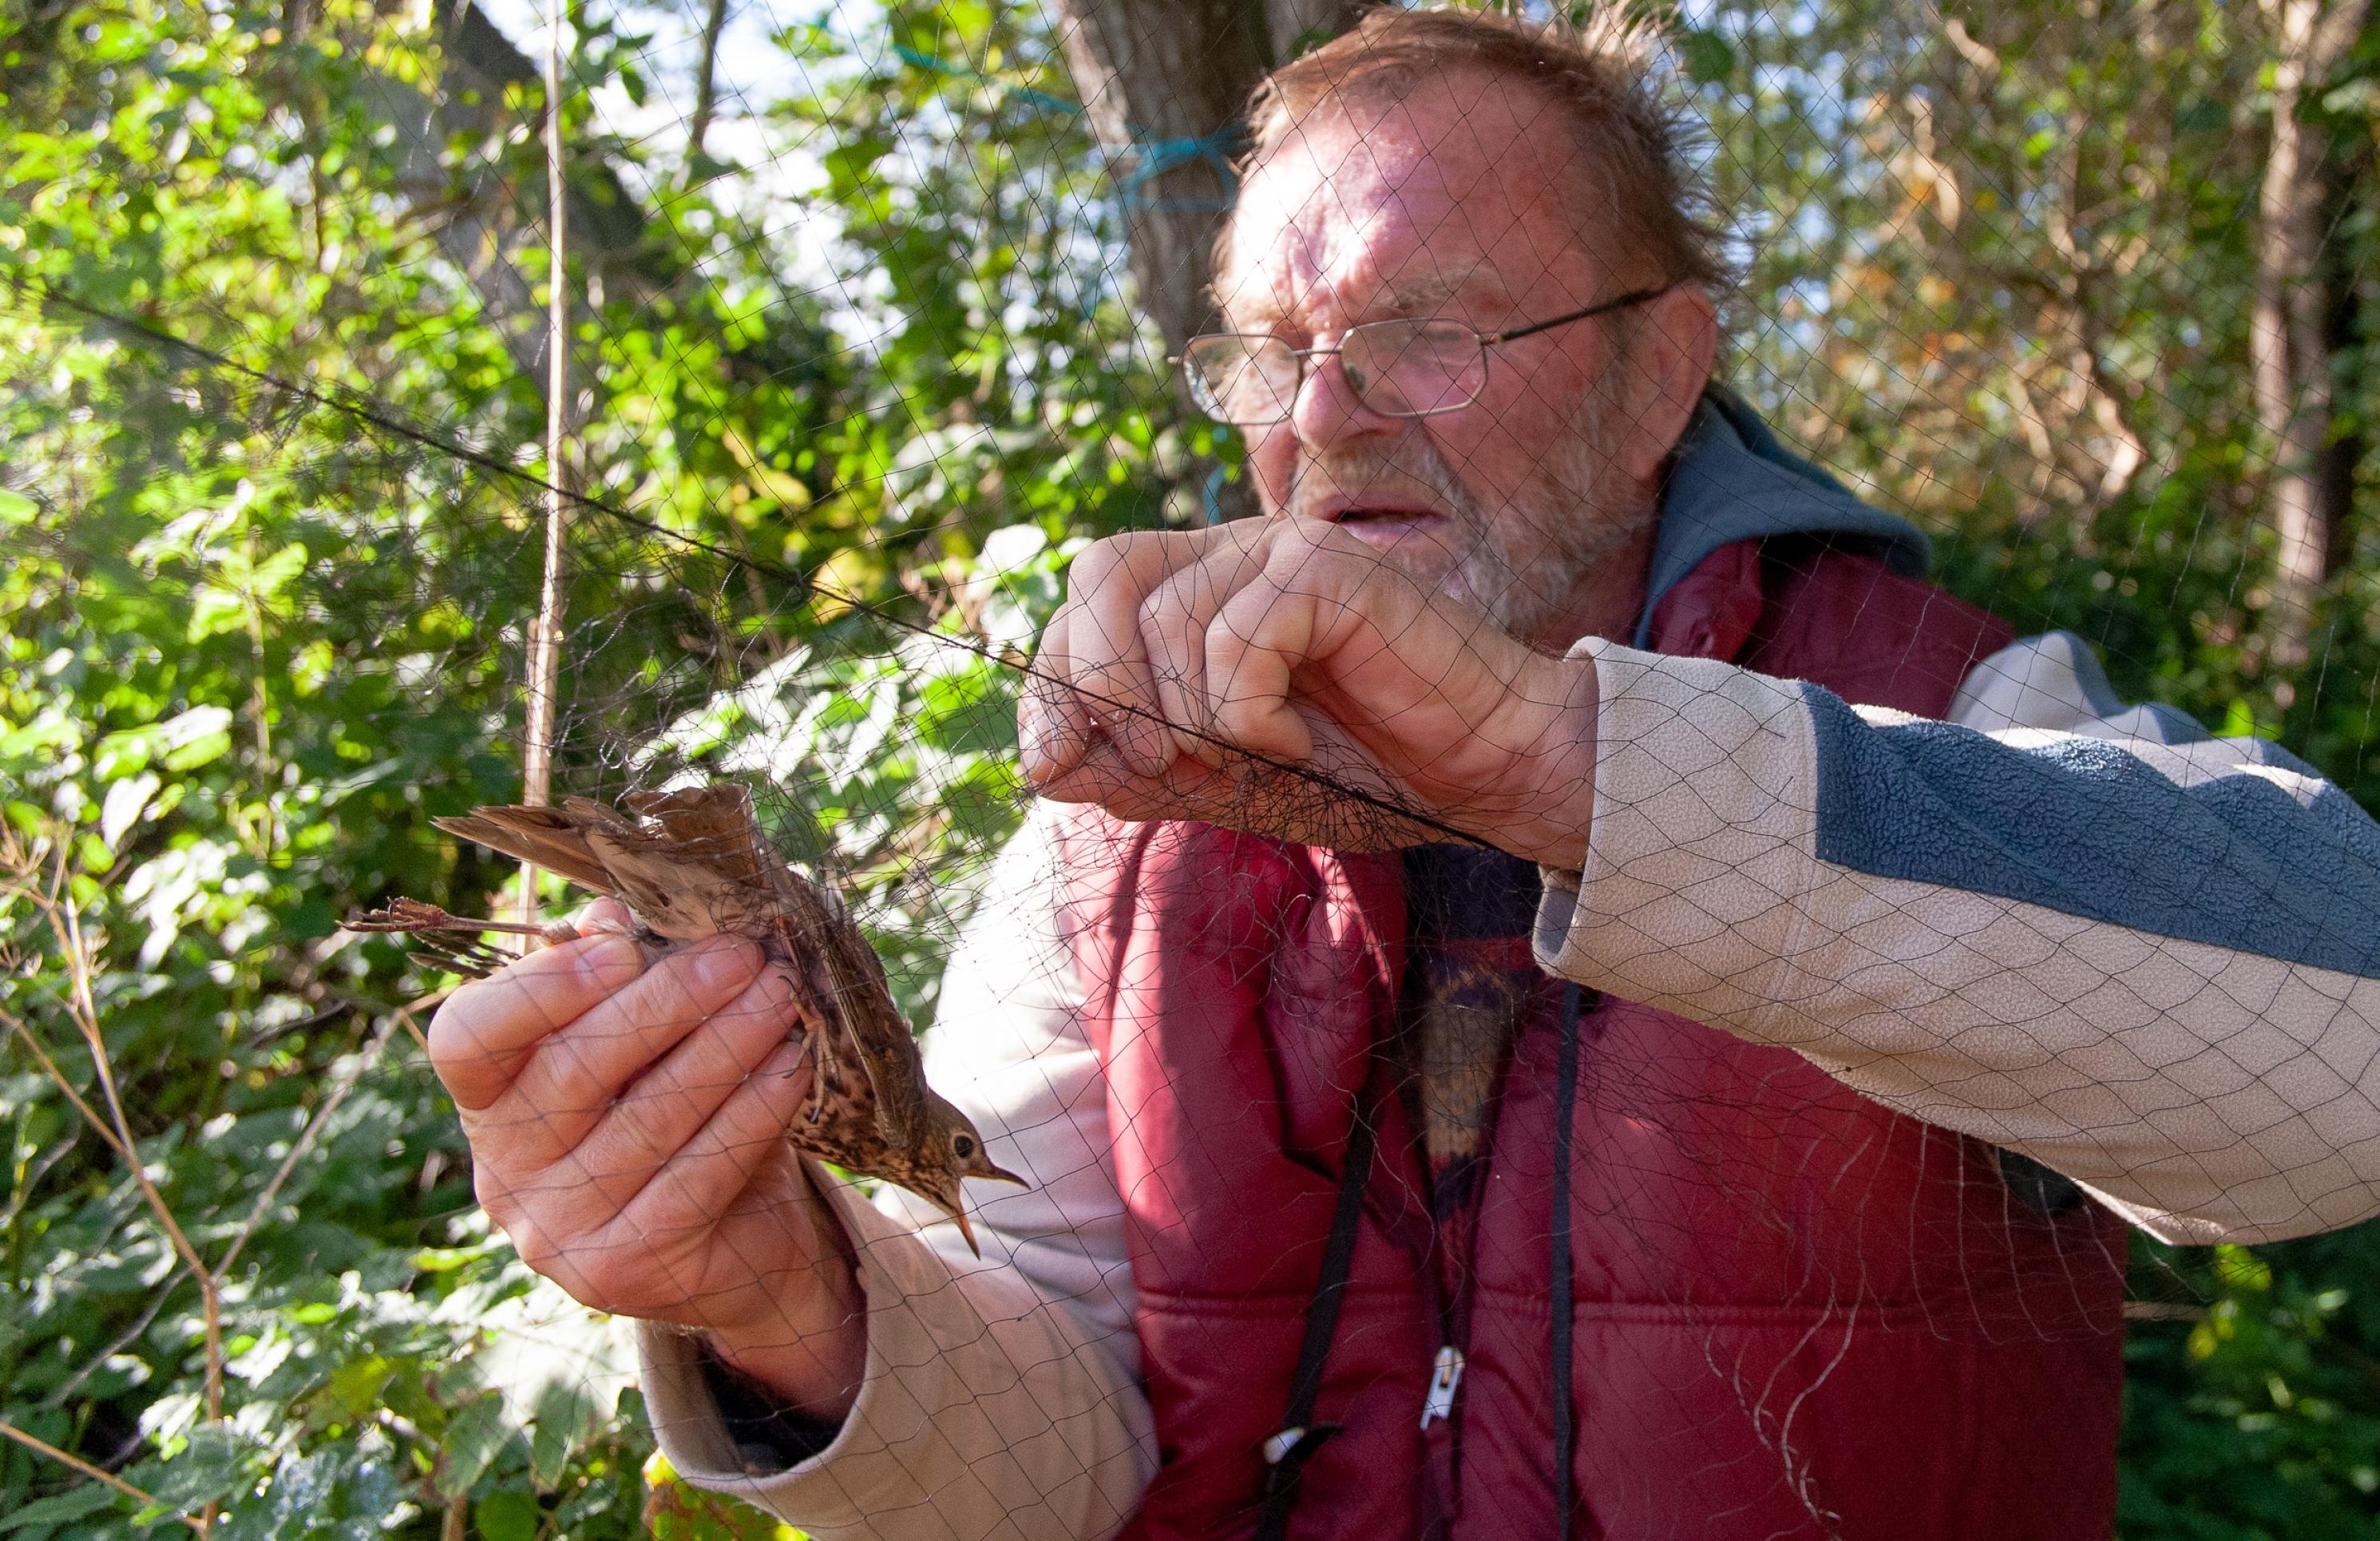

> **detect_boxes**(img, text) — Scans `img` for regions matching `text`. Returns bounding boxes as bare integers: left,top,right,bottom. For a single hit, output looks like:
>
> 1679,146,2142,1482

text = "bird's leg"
778,1000,836,1127
344,897,581,946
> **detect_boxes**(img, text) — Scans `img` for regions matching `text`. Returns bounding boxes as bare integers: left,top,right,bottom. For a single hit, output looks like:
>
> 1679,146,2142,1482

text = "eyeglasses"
1173,285,1672,427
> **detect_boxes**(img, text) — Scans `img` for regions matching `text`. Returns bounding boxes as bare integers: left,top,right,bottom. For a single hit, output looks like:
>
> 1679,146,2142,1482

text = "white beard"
1292,387,1657,645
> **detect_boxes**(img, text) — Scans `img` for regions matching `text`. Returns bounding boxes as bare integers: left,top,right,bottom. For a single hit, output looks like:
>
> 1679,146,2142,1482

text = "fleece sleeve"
635,806,1155,1537
1535,631,2380,1246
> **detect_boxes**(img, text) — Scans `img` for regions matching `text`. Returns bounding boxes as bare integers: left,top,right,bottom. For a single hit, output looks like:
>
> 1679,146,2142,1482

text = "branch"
687,0,730,160
0,1417,204,1533
0,833,226,1427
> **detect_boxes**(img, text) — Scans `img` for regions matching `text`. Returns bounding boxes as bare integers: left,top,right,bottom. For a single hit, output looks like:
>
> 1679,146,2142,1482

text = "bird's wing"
580,828,775,942
765,860,928,1151
433,806,621,897
624,786,776,890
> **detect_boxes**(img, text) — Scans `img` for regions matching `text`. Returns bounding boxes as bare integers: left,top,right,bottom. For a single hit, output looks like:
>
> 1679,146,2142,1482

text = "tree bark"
2251,0,2368,687
687,0,731,161
1051,0,1360,523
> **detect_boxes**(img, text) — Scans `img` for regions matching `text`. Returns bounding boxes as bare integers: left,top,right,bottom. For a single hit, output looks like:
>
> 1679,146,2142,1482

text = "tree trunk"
2251,0,2368,689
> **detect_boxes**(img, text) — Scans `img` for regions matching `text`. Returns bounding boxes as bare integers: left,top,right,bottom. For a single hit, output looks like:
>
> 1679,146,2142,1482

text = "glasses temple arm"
1482,284,1674,345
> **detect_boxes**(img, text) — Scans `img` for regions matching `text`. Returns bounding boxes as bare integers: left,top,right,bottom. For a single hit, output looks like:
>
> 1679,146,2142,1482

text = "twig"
0,1003,130,1163
3,843,227,1427
60,909,225,1424
519,0,575,925
0,1416,203,1532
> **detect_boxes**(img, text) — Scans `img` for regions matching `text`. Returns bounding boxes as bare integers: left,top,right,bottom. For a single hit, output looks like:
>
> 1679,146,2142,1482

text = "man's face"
1216,69,1661,645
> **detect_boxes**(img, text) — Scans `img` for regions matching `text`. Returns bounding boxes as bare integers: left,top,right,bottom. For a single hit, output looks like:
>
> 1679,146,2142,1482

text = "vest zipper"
1420,1344,1466,1429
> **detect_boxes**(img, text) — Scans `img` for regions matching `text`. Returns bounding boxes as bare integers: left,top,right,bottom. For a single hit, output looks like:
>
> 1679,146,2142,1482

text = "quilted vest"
1060,537,2129,1541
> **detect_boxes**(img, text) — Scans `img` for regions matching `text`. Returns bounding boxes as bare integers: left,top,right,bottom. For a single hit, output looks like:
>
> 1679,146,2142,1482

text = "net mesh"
5,0,2380,1535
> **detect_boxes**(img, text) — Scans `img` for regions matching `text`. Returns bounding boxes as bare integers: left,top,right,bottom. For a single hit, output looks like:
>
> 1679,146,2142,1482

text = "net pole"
519,0,572,928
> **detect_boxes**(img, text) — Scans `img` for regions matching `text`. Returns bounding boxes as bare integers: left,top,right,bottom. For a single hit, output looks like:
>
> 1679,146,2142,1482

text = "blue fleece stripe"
1805,686,2380,979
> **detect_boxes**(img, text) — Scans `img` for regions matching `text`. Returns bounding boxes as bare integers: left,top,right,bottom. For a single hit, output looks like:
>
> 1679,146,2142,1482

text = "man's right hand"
427,898,866,1420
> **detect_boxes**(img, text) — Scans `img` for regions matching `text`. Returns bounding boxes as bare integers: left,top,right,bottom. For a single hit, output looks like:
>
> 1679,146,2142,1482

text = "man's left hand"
1019,516,1598,866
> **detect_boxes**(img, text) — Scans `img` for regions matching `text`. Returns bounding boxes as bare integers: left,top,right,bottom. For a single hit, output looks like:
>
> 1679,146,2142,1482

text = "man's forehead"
1219,70,1597,327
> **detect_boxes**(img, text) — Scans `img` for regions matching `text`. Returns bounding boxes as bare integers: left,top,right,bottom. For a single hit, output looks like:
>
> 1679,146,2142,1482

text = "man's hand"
1020,516,1599,867
428,900,865,1420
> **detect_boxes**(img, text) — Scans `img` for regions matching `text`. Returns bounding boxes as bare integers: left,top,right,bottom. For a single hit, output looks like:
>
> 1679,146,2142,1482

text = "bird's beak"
984,1161,1028,1187
952,1205,982,1258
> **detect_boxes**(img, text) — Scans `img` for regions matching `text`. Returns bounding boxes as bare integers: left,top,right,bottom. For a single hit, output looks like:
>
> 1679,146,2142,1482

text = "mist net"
6,0,2380,1536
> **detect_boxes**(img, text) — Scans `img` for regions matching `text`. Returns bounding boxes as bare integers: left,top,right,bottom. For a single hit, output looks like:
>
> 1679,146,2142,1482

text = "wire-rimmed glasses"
1174,284,1672,426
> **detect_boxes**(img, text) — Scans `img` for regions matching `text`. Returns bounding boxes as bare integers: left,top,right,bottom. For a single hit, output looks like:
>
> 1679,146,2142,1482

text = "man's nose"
1288,347,1396,453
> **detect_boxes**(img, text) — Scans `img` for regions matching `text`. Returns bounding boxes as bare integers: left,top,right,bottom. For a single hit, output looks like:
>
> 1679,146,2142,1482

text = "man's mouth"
1313,498,1451,540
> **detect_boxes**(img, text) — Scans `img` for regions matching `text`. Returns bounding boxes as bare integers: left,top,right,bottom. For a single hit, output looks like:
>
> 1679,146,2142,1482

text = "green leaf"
433,1392,515,1501
131,1423,260,1513
475,1488,542,1541
1679,29,1735,85
0,1483,121,1533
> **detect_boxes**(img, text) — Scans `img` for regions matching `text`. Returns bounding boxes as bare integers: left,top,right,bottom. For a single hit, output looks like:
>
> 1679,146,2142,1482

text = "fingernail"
694,937,759,988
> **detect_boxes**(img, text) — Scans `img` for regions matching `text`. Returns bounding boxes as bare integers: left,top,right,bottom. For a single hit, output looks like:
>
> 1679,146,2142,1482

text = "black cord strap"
1550,982,1584,1536
1253,1077,1381,1541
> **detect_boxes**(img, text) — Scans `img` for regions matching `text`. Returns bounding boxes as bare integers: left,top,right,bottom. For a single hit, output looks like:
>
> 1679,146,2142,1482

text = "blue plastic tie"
890,42,1242,212
1115,127,1247,214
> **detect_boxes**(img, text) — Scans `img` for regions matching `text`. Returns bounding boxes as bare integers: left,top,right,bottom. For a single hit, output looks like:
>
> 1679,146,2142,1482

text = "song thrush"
349,785,1024,1250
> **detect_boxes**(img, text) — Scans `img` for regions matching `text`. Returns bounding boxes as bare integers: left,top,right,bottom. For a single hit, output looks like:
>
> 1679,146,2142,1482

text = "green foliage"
0,0,1155,1531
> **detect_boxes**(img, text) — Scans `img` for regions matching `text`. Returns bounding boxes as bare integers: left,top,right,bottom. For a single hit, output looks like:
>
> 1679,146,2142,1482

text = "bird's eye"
953,1135,976,1158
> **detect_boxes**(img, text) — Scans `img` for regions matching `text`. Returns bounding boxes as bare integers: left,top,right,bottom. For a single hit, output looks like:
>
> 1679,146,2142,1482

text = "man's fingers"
482,937,774,1159
430,933,648,1112
1064,535,1186,777
576,896,638,935
579,962,809,1183
1141,524,1311,769
621,1035,818,1234
1202,563,1319,763
1020,610,1092,783
1028,525,1281,782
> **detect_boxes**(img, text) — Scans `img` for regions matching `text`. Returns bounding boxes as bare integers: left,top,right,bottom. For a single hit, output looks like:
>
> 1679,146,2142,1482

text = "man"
427,10,2380,1538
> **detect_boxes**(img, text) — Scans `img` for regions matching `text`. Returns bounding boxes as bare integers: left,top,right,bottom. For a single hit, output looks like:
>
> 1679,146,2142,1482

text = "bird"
347,784,1024,1251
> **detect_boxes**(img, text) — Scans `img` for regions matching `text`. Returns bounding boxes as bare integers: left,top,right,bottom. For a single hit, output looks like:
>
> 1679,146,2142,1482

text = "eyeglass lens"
1185,319,1490,425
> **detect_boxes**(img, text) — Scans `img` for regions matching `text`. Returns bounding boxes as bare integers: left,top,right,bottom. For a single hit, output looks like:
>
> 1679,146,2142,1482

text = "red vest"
1061,540,2128,1540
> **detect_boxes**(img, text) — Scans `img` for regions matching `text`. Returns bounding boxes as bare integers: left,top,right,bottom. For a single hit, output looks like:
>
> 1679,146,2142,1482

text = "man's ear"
1618,285,1719,483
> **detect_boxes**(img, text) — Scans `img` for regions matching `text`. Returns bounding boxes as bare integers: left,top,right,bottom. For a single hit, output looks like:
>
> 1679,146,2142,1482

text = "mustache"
1288,438,1479,525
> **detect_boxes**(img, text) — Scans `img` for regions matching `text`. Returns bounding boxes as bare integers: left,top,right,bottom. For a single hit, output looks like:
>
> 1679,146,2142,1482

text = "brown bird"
348,784,1024,1250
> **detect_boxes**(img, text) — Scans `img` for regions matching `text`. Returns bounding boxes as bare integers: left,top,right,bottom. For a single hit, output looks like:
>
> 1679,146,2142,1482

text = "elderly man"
427,10,2380,1539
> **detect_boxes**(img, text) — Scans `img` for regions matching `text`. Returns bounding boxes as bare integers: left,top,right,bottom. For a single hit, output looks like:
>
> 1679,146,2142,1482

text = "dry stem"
0,1415,204,1532
0,832,226,1428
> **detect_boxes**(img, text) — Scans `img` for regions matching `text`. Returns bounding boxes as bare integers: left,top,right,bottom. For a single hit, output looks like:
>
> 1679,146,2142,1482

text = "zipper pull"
1419,1344,1465,1430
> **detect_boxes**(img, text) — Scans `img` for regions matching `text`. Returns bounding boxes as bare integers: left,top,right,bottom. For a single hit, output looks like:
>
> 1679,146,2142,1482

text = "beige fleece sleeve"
632,807,1154,1537
1535,636,2380,1246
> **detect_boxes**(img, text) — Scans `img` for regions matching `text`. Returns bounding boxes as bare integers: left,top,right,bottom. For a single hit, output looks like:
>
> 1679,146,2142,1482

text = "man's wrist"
689,1174,869,1422
1479,648,1598,871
